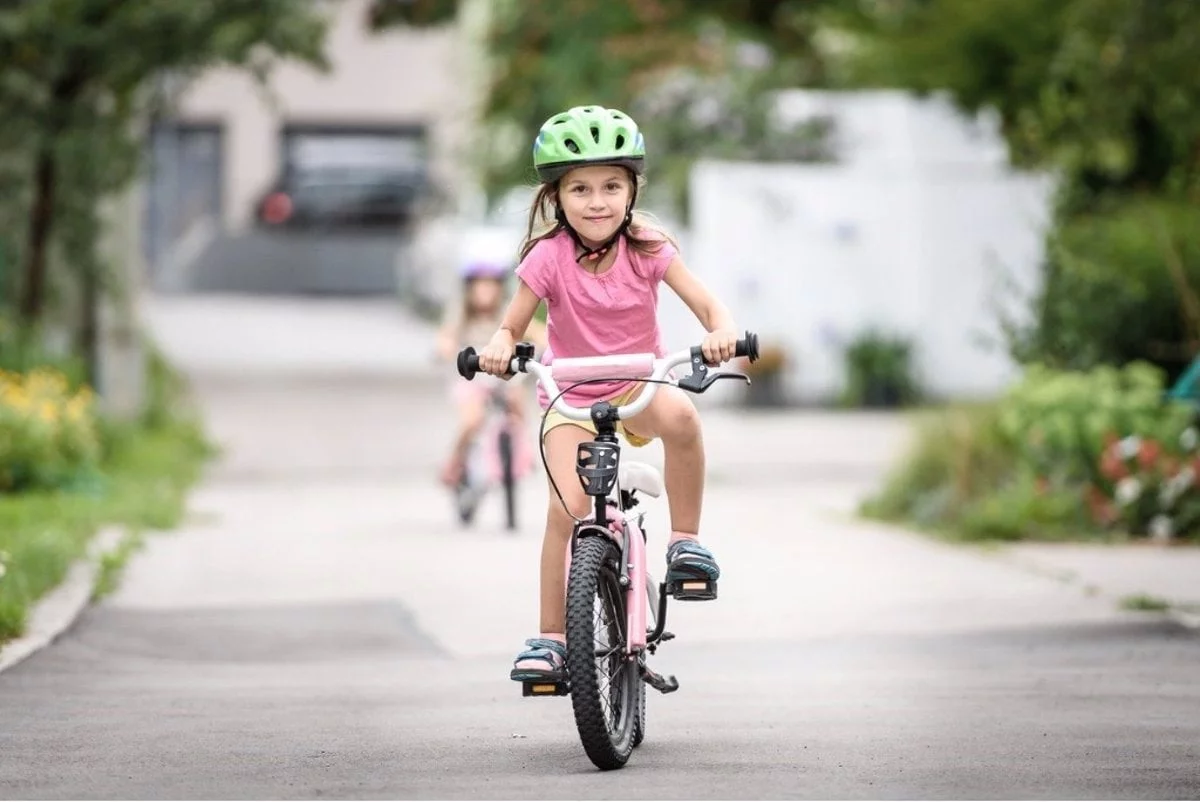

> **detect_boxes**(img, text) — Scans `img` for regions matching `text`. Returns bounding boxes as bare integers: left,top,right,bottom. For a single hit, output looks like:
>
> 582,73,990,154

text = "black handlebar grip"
735,331,760,363
456,346,481,380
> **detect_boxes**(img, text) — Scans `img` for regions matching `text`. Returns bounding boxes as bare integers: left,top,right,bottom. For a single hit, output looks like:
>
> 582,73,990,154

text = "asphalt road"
0,297,1197,799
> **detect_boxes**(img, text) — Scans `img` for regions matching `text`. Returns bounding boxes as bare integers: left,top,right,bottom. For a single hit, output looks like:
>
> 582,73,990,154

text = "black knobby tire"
498,428,517,531
632,674,647,748
454,474,477,526
566,533,638,770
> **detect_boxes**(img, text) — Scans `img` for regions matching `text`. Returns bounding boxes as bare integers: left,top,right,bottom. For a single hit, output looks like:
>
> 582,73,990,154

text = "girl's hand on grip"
480,332,515,378
701,328,739,366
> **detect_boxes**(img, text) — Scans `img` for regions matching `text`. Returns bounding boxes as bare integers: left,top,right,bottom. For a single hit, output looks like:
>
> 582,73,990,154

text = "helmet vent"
615,134,625,149
589,126,600,142
564,138,580,154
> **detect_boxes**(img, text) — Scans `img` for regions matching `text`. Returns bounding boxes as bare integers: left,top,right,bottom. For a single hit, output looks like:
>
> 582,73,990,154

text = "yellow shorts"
541,384,654,448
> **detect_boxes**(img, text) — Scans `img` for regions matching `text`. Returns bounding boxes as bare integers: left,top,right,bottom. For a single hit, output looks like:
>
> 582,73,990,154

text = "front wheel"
498,428,517,531
565,533,638,770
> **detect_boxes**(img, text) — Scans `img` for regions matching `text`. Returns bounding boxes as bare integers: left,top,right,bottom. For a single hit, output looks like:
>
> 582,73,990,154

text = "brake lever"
677,368,751,394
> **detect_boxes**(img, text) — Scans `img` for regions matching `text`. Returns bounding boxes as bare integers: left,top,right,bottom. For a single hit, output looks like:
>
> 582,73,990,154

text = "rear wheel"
566,533,638,770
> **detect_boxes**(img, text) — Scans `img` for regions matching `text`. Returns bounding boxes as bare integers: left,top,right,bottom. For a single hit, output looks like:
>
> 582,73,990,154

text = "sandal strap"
517,638,566,664
668,539,713,560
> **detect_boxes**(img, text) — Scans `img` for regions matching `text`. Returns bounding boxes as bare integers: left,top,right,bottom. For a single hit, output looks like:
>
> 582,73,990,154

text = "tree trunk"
20,66,87,330
20,147,56,328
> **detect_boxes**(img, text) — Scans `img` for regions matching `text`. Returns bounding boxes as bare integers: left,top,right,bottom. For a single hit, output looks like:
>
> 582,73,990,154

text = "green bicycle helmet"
532,105,646,183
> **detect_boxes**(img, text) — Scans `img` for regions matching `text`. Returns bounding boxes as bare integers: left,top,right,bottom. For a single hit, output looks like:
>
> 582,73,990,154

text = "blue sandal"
666,539,721,582
510,638,567,682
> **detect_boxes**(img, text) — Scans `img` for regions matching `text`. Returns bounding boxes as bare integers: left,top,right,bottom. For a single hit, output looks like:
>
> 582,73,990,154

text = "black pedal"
668,578,718,601
522,680,569,697
641,665,680,694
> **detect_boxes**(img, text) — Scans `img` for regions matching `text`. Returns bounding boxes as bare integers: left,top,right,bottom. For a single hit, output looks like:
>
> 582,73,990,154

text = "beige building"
146,0,484,273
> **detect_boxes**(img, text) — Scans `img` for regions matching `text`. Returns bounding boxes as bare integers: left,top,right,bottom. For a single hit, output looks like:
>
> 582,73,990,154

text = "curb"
1168,605,1200,630
0,527,129,675
993,547,1200,634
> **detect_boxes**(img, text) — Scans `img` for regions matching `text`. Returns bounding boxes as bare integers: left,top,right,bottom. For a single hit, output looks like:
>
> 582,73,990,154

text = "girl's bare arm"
662,256,739,363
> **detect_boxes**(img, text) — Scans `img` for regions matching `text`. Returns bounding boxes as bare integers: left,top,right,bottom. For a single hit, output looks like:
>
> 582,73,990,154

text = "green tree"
376,0,845,206
830,0,1200,378
831,0,1200,204
0,0,329,368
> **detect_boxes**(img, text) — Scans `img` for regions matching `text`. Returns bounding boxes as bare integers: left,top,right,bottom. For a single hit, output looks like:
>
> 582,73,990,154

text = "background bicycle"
452,380,536,531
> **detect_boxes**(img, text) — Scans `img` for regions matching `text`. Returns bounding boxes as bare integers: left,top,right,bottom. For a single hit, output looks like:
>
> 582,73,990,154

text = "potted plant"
737,342,789,408
841,329,921,409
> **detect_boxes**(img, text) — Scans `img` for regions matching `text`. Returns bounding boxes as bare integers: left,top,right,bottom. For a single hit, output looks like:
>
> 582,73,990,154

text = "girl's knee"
459,401,485,431
547,496,590,532
659,396,702,444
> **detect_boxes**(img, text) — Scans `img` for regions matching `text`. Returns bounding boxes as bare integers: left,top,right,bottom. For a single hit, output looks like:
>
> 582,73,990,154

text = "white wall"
683,90,1054,403
172,0,471,231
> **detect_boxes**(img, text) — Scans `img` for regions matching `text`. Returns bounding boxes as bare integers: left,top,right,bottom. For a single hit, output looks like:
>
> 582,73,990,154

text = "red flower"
1085,485,1119,526
1138,439,1162,471
1100,451,1128,480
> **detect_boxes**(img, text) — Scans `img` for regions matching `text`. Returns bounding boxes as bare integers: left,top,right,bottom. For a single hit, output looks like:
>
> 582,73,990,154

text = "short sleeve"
515,238,557,302
629,231,678,282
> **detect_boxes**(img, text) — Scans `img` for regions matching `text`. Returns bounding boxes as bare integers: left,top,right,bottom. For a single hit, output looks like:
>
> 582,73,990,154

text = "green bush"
840,329,922,408
1007,197,1200,383
863,361,1200,542
0,367,102,492
0,348,214,643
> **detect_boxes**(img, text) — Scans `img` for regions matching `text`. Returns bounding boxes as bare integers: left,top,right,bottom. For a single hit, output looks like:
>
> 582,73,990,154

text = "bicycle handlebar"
456,331,760,423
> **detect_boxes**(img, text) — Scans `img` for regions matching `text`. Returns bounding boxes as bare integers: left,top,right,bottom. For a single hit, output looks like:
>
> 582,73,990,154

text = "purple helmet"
459,261,510,281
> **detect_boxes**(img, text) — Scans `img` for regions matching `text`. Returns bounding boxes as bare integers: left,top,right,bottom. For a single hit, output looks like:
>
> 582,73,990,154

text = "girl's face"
466,277,503,313
557,166,633,247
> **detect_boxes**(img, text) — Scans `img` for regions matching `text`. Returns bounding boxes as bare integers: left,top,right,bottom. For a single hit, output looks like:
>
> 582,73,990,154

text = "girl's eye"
606,182,623,192
571,185,587,194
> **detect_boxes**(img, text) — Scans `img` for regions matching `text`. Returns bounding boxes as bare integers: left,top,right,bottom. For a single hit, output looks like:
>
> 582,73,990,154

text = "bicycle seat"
619,461,664,498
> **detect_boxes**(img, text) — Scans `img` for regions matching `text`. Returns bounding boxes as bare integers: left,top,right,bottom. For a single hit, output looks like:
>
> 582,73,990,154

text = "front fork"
564,511,680,694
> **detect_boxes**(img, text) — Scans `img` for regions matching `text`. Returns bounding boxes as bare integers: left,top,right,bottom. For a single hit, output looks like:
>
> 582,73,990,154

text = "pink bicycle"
457,332,760,770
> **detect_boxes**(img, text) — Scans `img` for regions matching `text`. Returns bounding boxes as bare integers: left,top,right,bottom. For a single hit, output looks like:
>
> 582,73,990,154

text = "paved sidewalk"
3,294,1196,799
1000,542,1200,625
144,292,1198,631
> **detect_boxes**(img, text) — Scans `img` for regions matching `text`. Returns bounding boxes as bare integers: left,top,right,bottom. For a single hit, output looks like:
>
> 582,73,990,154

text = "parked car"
256,166,428,230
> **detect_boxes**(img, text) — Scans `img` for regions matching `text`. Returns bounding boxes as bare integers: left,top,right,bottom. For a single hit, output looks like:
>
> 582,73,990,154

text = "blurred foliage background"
0,0,1196,395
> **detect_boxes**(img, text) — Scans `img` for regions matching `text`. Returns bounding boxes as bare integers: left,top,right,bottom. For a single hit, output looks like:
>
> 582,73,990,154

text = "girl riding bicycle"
437,260,542,488
474,105,741,683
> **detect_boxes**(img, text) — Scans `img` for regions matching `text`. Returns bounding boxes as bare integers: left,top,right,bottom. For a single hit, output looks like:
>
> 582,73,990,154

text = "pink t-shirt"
516,229,677,409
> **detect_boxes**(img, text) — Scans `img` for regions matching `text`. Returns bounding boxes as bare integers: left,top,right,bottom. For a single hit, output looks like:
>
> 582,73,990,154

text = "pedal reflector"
668,578,718,601
522,680,569,697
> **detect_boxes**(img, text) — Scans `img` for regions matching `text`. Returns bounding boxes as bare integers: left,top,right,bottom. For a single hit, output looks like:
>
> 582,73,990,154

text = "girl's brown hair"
517,170,679,263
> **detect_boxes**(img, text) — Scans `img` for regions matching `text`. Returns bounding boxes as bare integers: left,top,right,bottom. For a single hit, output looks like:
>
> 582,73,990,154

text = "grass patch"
0,347,216,646
1119,593,1171,612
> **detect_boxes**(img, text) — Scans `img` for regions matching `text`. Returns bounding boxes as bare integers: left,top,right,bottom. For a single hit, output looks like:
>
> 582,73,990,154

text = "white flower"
1160,466,1196,508
1115,477,1143,506
1118,436,1142,460
1149,514,1174,542
1182,427,1199,452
